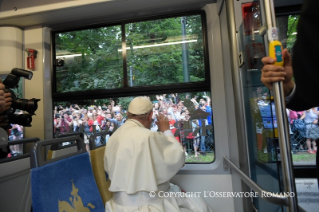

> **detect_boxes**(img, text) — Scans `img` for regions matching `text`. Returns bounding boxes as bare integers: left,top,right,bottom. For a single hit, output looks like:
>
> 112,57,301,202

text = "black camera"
1,68,40,129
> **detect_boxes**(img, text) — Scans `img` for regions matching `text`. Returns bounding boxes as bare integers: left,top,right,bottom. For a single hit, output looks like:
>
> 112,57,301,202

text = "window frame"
51,11,211,102
51,11,215,164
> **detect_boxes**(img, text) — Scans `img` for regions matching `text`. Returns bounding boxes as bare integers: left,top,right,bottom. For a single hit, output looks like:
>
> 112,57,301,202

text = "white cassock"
104,119,213,212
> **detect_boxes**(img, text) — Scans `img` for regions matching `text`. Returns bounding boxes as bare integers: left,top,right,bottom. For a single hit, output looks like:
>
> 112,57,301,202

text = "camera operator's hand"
0,92,12,114
0,80,7,109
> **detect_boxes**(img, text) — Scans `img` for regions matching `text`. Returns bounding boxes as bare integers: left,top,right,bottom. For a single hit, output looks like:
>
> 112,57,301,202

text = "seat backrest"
30,135,104,212
47,132,84,160
0,137,40,212
89,131,113,203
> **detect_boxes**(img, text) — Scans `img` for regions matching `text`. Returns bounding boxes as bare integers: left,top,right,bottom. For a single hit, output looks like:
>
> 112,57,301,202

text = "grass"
185,152,215,163
292,151,316,162
257,150,316,163
257,151,269,163
184,151,315,164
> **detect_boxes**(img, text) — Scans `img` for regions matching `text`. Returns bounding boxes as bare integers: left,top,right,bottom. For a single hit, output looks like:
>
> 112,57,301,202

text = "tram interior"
0,0,318,212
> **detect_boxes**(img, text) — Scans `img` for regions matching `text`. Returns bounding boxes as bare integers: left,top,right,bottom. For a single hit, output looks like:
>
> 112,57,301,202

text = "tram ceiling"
0,0,215,28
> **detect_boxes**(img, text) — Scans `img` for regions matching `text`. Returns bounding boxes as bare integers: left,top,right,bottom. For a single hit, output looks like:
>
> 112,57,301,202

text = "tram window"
53,91,215,163
125,15,205,86
54,25,123,93
53,13,207,93
53,12,211,163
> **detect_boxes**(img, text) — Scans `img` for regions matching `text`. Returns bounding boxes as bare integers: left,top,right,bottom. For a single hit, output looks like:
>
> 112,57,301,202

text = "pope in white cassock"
104,97,213,212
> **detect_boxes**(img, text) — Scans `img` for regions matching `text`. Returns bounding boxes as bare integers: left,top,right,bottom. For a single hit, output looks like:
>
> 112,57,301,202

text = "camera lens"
8,114,33,126
12,98,40,115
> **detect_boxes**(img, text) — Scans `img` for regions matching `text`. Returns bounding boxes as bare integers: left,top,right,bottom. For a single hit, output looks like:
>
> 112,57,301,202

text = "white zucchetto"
128,96,153,115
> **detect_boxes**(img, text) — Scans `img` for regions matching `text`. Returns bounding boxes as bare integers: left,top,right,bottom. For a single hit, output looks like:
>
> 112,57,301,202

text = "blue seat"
30,135,104,212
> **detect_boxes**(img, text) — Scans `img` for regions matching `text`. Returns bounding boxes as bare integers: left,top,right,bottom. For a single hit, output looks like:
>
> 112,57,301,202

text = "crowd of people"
288,108,319,154
53,94,214,156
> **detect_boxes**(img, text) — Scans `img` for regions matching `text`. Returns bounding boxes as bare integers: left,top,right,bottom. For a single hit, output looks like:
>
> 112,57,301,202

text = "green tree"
286,15,299,55
126,15,205,86
55,26,123,92
55,14,206,92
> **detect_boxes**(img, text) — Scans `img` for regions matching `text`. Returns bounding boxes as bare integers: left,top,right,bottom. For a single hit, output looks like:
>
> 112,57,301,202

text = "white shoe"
263,149,267,153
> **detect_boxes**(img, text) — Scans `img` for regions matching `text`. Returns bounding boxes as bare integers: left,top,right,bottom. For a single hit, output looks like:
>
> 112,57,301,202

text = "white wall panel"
0,27,23,74
24,26,45,139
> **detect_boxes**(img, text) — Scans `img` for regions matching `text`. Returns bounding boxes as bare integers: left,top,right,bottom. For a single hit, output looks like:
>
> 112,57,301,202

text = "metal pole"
263,0,298,211
181,17,190,82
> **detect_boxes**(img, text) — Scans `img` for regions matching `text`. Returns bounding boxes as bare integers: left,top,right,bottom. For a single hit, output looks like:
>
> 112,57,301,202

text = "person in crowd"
288,109,305,151
167,114,175,128
93,115,102,146
161,108,168,116
82,115,93,152
106,113,125,129
102,104,108,110
168,105,180,121
288,109,303,124
178,117,188,156
52,93,215,160
154,102,160,110
105,120,114,132
58,112,72,134
53,114,60,137
171,93,180,105
73,115,79,132
167,114,180,143
197,98,212,155
300,108,319,154
187,119,200,157
151,108,159,132
104,96,213,212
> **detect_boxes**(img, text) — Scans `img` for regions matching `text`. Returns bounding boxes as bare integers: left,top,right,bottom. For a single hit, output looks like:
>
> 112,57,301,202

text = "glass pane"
53,91,214,163
125,15,206,86
55,26,123,93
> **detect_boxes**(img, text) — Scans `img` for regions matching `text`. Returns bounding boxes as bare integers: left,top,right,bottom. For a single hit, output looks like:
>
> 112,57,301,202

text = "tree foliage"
55,15,206,93
286,15,299,54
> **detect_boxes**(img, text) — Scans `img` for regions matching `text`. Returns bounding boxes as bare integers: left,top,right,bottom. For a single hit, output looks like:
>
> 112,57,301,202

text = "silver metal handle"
223,156,289,206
